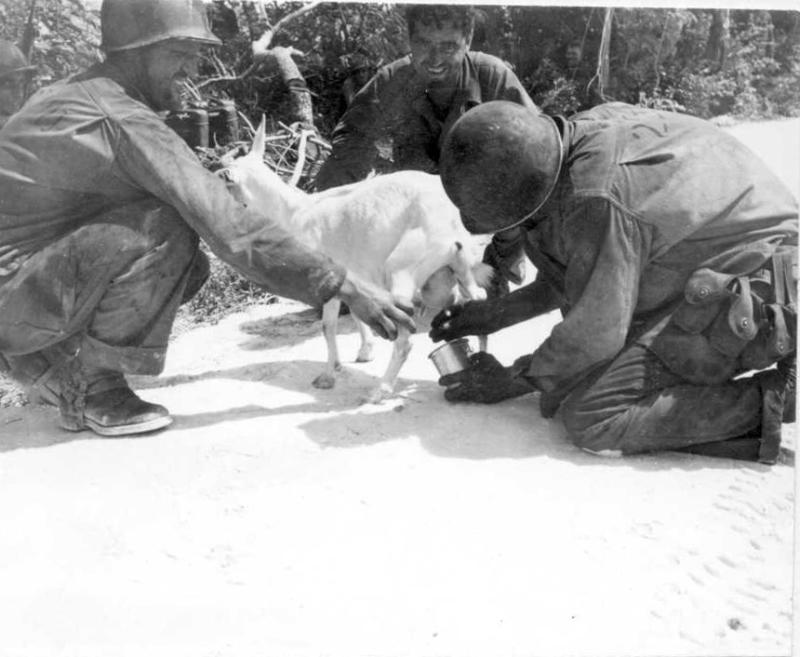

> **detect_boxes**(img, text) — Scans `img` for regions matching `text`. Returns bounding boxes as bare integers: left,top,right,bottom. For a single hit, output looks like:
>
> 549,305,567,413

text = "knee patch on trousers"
134,201,199,263
85,199,199,266
560,398,627,453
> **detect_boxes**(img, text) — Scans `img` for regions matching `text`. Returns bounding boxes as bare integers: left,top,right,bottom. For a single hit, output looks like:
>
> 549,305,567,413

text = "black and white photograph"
0,0,796,655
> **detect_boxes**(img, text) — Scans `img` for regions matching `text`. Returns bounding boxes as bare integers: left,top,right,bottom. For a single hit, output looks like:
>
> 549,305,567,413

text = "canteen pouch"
650,247,797,384
740,247,797,370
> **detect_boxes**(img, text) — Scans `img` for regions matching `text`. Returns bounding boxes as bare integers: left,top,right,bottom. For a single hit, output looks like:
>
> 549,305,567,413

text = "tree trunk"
596,8,614,101
260,46,315,128
705,9,730,69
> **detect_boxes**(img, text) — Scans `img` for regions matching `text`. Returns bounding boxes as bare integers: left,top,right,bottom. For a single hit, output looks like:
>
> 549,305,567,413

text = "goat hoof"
312,373,336,389
361,384,393,405
355,347,374,363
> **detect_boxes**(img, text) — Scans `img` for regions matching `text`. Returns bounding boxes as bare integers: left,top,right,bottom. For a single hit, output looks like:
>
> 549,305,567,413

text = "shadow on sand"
235,307,361,351
1,356,791,471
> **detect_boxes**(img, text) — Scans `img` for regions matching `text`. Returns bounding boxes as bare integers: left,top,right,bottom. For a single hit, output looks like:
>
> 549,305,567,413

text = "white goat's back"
302,171,474,285
221,118,481,288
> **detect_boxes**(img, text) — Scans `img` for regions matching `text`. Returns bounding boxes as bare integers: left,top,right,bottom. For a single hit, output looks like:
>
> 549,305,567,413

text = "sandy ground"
0,119,797,657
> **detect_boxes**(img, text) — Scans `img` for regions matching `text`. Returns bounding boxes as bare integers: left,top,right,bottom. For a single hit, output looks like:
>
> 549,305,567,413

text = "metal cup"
428,338,473,378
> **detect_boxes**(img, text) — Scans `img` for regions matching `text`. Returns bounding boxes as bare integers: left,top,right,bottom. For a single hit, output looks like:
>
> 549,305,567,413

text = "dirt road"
0,119,796,657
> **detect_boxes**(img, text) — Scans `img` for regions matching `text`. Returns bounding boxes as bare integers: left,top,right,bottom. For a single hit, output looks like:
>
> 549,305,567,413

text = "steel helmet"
101,0,221,53
440,101,564,234
0,40,35,81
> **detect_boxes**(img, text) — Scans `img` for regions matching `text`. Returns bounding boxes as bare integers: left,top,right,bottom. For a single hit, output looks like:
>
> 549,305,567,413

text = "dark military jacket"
521,103,798,400
315,51,537,190
0,62,345,307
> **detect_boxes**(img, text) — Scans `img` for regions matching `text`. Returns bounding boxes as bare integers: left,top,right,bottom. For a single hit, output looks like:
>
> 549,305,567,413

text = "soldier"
0,40,36,128
315,3,539,296
0,0,414,437
431,101,797,464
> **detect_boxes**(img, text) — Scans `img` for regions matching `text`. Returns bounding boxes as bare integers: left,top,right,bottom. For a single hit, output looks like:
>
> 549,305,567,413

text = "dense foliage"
0,1,797,327
197,4,800,124
2,2,797,130
205,1,408,135
502,7,800,118
0,0,101,87
2,2,798,125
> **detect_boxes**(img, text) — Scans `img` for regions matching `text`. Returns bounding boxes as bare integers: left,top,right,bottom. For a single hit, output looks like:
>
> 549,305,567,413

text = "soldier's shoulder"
467,51,516,75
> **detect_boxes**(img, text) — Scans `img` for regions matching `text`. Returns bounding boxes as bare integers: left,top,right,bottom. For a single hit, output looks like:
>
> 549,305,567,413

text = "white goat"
222,119,491,402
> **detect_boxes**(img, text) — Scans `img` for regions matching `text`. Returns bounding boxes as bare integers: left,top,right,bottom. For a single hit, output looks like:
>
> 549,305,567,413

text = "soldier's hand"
439,352,536,404
337,272,416,340
429,300,501,342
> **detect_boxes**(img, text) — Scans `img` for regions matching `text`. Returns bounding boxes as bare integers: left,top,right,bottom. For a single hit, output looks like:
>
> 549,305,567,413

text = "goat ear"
250,115,267,159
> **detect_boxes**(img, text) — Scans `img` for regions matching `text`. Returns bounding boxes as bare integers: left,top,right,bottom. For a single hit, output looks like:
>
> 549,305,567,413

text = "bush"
635,10,800,119
0,0,101,90
206,1,408,138
524,57,586,115
674,72,738,116
180,244,277,326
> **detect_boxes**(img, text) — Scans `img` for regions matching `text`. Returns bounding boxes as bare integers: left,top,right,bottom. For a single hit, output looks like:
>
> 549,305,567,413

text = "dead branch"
251,1,323,56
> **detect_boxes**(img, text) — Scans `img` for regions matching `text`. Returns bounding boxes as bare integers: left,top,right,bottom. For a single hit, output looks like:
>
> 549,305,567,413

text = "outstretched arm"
337,272,416,340
430,275,562,342
524,199,651,397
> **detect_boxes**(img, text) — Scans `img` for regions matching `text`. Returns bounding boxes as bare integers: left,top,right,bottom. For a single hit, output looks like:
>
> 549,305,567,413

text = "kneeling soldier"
432,101,796,464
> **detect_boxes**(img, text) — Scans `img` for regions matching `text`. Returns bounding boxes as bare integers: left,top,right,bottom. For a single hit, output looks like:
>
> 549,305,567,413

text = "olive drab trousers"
559,318,764,456
0,199,203,376
559,307,794,462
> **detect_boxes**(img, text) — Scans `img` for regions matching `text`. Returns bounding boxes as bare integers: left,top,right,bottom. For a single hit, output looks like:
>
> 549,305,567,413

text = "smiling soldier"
315,4,538,296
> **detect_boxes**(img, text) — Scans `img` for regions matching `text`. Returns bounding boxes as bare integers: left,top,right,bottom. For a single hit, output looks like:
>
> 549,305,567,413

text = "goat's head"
218,116,284,210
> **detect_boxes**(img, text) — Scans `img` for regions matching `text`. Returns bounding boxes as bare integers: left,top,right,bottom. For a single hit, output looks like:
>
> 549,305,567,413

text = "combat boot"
54,358,172,437
776,355,796,423
75,386,173,437
675,360,796,465
754,358,796,464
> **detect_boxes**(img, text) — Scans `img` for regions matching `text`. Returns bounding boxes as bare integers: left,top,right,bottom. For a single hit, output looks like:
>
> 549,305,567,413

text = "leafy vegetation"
1,1,797,329
180,243,278,326
205,1,408,136
3,2,797,128
0,0,101,88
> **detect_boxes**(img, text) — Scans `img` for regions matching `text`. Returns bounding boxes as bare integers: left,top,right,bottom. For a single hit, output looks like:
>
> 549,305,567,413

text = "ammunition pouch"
651,246,797,384
739,248,797,370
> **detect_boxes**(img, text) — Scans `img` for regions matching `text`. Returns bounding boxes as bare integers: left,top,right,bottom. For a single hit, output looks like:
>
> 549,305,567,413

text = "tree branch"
198,2,320,90
252,1,323,56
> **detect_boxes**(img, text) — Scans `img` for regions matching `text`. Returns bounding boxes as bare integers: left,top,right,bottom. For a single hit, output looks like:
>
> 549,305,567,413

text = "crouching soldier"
431,101,797,464
0,0,414,437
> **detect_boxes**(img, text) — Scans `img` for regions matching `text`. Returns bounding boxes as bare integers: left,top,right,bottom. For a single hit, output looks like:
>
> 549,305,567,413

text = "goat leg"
360,270,417,403
451,241,488,302
312,297,342,389
362,326,413,404
353,317,375,362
